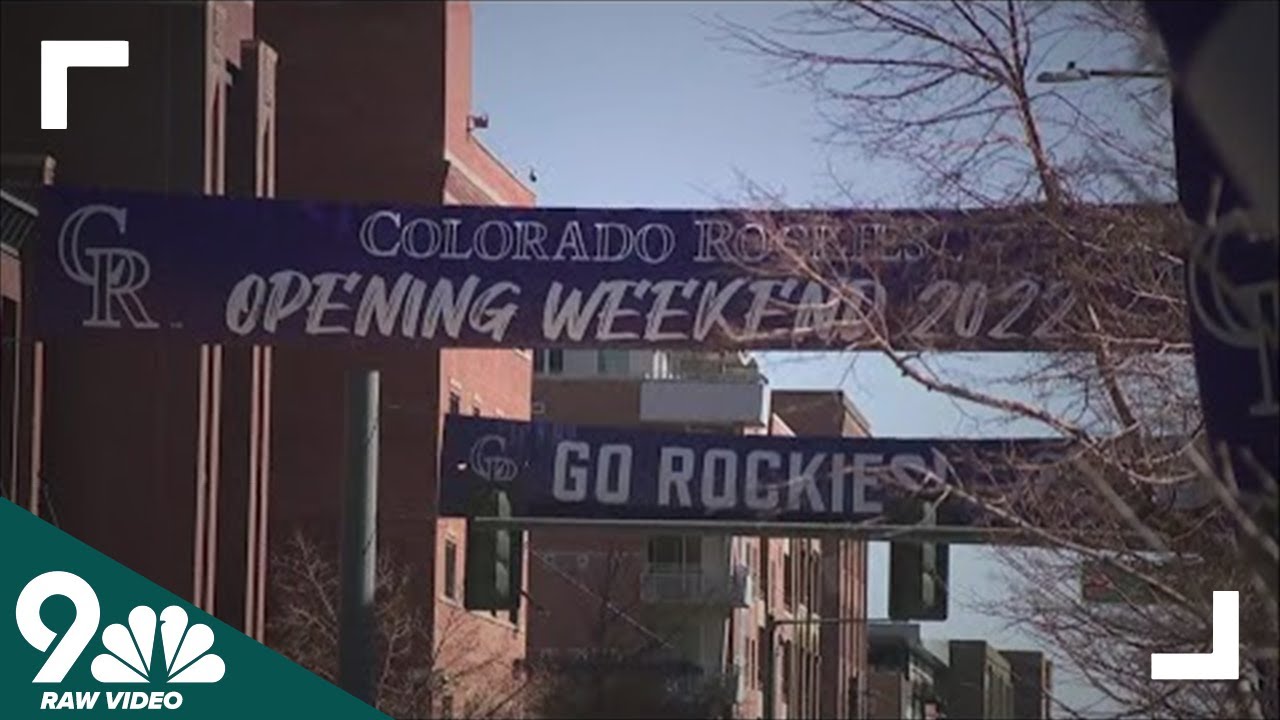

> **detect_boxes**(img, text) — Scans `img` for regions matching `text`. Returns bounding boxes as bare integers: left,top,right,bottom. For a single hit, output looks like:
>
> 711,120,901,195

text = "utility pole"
339,370,379,706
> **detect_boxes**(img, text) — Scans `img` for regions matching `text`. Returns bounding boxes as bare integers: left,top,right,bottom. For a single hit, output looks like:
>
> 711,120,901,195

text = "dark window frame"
443,538,458,601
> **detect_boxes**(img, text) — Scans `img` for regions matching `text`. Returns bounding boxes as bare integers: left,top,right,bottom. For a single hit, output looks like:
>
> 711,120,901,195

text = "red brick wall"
257,2,535,712
1,2,271,629
524,527,652,656
261,1,449,205
772,391,871,719
434,1,537,684
434,348,533,705
443,1,533,208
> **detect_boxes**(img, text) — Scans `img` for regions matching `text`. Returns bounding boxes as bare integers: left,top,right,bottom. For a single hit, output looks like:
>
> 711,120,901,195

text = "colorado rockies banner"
32,186,1178,351
439,415,1070,524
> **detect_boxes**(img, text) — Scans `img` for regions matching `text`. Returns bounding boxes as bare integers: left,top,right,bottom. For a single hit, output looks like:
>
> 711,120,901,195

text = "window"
783,553,794,609
782,641,793,702
534,349,563,374
648,536,681,566
758,636,768,689
1,298,17,500
597,349,629,376
752,546,764,599
448,391,461,415
443,539,458,601
647,535,700,569
811,554,821,611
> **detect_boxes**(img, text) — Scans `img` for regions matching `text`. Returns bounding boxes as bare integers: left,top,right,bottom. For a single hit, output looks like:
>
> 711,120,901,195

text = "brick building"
256,2,534,713
528,349,770,717
771,390,872,720
2,0,277,637
2,1,532,714
866,622,949,720
526,351,869,719
1002,650,1053,720
945,640,1017,720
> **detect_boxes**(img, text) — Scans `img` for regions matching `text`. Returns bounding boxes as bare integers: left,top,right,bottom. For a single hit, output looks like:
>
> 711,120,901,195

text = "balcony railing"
1,188,39,253
664,667,743,708
640,565,751,608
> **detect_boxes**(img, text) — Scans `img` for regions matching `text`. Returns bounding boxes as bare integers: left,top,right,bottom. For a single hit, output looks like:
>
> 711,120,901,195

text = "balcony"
640,565,752,608
664,668,744,709
638,378,768,427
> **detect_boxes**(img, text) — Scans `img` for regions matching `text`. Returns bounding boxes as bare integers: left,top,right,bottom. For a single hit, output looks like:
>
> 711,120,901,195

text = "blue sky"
472,2,1151,714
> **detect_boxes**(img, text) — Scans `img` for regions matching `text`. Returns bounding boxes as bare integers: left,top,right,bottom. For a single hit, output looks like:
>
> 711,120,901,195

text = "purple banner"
27,186,1128,350
439,415,1073,525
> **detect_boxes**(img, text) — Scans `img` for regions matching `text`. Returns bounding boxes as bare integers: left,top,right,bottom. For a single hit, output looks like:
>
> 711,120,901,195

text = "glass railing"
640,565,751,606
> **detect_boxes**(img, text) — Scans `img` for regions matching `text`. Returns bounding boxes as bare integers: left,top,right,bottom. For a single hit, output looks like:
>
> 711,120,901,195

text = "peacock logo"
91,606,225,684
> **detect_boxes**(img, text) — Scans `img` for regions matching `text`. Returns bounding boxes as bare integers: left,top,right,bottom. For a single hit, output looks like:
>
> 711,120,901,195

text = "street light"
1036,61,1167,83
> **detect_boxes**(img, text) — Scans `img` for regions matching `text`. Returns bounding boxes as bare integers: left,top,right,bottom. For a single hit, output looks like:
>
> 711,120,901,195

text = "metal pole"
467,516,1149,546
340,370,379,706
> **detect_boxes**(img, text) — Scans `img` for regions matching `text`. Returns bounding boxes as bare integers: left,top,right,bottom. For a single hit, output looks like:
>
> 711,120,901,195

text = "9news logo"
16,571,224,712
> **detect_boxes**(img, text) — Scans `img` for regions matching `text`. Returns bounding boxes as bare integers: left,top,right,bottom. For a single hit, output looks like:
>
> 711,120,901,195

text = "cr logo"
58,204,158,330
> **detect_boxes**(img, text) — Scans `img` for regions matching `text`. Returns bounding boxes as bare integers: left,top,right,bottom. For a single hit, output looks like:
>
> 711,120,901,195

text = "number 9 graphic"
15,571,102,682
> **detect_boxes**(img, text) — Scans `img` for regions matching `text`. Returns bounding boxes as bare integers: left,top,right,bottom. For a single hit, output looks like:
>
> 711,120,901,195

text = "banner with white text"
31,187,1178,351
438,415,1078,525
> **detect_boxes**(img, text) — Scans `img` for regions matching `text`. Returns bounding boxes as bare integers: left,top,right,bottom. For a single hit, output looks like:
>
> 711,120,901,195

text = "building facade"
1002,650,1053,720
247,2,537,713
771,390,872,720
3,2,532,715
528,348,773,717
2,0,277,639
528,353,870,719
945,640,1016,720
866,623,948,720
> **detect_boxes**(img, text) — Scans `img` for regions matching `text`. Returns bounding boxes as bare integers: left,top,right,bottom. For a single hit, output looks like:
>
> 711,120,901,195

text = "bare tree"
267,532,543,719
712,2,1278,718
713,0,1175,207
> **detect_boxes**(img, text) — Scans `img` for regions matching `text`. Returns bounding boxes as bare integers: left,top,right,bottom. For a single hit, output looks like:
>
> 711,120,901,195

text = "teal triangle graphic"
0,499,388,718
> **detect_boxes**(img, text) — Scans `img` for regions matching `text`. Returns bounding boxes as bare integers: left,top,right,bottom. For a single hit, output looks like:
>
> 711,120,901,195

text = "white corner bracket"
41,40,129,130
1151,590,1240,680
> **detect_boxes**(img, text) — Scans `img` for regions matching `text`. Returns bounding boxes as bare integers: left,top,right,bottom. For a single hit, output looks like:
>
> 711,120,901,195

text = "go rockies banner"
0,500,387,718
30,186,1171,351
439,415,1070,524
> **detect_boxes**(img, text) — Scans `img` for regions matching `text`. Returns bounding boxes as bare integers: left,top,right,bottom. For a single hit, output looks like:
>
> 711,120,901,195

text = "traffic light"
887,498,950,620
888,540,950,620
463,487,523,612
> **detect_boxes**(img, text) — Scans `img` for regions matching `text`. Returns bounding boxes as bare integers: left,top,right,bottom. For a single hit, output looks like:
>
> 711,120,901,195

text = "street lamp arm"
769,616,867,629
1085,68,1169,79
1036,62,1169,84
